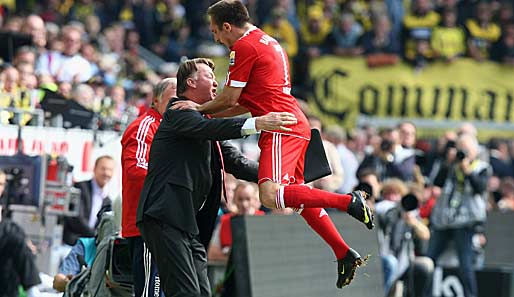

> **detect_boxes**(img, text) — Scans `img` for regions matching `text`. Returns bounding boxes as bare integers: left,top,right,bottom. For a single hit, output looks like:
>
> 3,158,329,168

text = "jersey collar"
242,25,257,38
148,107,162,121
230,25,257,50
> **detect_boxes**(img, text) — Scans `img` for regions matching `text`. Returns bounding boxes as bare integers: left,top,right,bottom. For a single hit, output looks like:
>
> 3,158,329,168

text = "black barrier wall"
431,211,514,297
231,213,383,297
484,211,514,268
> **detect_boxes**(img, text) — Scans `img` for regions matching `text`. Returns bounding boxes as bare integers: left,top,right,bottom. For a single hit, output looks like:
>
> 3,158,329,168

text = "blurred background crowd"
0,0,514,296
0,0,513,130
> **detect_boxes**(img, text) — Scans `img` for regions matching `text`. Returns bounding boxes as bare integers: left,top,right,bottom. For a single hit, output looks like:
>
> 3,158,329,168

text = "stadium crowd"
0,0,514,296
0,0,513,128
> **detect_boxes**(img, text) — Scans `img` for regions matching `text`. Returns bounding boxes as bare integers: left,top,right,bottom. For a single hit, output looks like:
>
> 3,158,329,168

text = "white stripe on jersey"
135,116,155,169
229,80,247,88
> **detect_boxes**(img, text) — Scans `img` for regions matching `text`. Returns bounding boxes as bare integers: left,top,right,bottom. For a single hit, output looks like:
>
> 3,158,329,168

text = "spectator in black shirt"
0,169,41,297
490,20,514,65
361,15,401,55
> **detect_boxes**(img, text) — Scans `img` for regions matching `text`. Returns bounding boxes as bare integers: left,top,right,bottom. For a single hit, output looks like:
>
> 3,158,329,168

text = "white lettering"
432,267,465,297
154,275,160,297
259,35,275,45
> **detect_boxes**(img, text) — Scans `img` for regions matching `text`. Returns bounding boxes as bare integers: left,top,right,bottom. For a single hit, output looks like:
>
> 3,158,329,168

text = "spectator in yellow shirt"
403,0,440,61
0,66,33,125
299,5,332,51
296,5,332,84
465,2,501,61
262,7,298,58
431,8,466,62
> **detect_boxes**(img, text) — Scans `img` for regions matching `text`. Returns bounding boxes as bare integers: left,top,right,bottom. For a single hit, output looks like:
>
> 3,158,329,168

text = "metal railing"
0,106,45,126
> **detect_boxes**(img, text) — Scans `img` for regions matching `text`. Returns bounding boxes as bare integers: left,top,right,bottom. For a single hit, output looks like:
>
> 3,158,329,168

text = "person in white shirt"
325,125,360,194
36,25,93,83
63,156,115,245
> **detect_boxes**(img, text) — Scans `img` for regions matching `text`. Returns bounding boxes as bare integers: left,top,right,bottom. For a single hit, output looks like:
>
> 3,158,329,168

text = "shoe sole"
336,256,368,288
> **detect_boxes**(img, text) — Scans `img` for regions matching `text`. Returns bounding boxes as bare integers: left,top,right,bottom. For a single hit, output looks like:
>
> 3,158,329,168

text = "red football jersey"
226,27,310,139
120,108,162,237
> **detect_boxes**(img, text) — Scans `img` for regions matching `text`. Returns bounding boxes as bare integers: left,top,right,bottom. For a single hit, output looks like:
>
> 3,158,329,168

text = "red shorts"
257,131,309,185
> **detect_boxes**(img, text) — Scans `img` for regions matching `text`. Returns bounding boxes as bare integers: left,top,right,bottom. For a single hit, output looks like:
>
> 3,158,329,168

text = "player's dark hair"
176,58,215,96
208,0,250,29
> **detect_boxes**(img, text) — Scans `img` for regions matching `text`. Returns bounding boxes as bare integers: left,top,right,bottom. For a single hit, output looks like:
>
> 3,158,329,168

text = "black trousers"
127,236,164,297
139,216,211,297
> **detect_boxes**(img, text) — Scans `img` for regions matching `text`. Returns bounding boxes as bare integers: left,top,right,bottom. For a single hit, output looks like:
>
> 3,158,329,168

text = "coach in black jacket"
136,58,296,297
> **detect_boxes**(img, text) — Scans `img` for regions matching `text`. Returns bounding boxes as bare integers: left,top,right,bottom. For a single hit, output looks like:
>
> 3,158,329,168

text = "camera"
380,139,394,153
456,149,467,161
401,194,419,212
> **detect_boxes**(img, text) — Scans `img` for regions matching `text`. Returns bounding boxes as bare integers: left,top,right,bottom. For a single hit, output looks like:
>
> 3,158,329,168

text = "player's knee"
259,181,279,209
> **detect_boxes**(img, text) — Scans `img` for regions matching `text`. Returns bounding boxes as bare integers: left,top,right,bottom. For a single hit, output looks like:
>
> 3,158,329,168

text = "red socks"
275,185,353,259
278,184,352,211
299,208,349,259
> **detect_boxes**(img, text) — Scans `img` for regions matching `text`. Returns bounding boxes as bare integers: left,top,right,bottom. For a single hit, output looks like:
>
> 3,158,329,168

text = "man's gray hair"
151,77,177,108
325,125,347,143
458,133,479,151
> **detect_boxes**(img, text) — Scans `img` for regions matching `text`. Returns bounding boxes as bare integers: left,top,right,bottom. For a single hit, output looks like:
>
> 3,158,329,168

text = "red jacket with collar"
219,210,265,248
121,108,162,237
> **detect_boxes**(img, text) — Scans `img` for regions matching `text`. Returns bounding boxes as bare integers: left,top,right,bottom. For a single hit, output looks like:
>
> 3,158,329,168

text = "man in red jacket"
219,181,264,255
121,77,177,297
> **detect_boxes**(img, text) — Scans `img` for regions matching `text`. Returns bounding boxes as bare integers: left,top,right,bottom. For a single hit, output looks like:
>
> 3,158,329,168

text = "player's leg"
258,132,373,229
260,179,364,288
259,135,363,288
257,133,349,255
278,183,374,229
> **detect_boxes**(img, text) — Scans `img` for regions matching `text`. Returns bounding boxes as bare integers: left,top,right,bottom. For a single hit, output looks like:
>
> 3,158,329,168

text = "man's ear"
186,77,195,89
223,22,231,32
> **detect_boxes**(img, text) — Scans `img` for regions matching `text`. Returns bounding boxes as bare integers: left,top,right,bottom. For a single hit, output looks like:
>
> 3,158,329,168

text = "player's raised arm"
172,82,243,114
197,85,242,114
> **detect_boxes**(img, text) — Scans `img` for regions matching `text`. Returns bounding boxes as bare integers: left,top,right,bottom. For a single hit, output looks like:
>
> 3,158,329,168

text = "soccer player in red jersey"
173,0,374,288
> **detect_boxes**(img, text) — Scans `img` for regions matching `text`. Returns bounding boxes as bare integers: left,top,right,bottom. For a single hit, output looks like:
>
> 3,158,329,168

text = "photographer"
429,133,491,297
426,131,458,185
358,135,405,182
376,179,433,297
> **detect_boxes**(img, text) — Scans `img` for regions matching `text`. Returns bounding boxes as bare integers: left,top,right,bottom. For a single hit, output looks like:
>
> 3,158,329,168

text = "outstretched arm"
212,104,250,118
166,109,297,140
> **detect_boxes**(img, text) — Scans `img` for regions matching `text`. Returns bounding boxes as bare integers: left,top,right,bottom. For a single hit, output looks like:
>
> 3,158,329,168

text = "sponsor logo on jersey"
229,51,236,66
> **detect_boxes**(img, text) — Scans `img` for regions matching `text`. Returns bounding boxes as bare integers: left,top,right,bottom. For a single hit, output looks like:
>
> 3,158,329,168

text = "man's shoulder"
74,179,91,187
162,105,202,122
122,112,160,139
74,180,92,193
234,29,264,51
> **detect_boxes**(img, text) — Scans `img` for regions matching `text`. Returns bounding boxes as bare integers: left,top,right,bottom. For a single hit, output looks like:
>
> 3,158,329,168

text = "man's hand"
171,100,200,111
53,273,73,292
458,157,472,175
255,112,297,132
402,211,418,227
